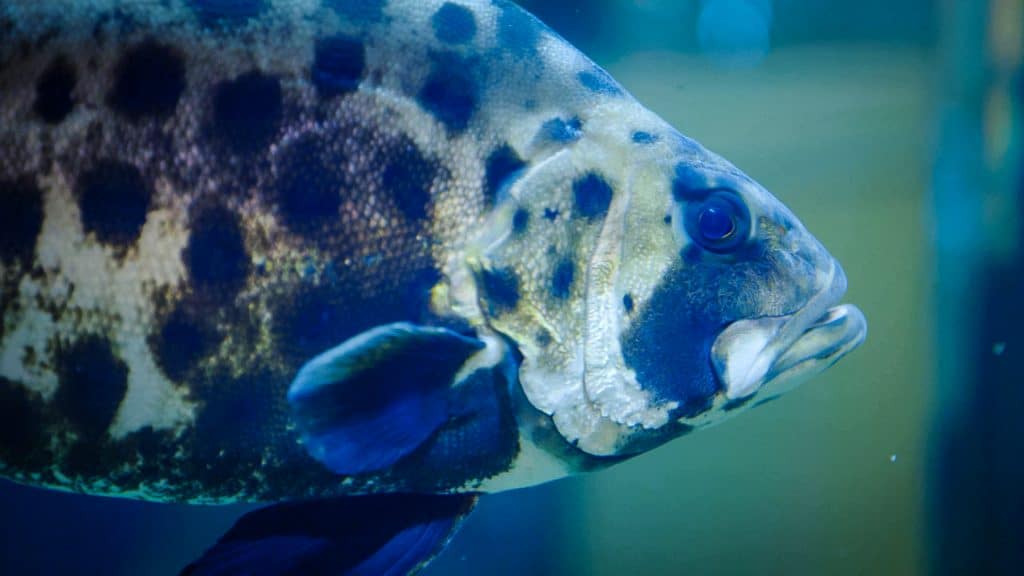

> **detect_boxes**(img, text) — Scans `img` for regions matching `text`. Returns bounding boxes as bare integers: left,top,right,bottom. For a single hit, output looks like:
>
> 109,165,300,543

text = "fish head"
472,121,866,459
574,130,867,455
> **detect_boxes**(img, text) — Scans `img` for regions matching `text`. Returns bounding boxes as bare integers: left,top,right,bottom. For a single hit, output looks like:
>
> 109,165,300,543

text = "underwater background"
1,0,1019,574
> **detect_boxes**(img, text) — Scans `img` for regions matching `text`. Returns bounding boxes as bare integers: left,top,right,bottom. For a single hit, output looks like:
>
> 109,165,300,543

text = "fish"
0,0,867,574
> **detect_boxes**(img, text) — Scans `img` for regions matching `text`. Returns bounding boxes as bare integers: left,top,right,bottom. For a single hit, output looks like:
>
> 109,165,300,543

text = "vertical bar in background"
931,0,1023,574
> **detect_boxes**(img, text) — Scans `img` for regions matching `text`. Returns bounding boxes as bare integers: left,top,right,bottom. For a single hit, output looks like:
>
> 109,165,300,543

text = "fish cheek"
620,253,774,417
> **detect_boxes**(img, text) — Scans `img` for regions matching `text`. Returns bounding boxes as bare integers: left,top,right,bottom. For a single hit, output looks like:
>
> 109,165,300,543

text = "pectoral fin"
181,493,477,576
287,322,485,475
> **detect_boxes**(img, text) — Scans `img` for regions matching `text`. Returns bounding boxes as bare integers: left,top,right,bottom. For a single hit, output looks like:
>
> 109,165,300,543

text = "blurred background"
1,1,1020,575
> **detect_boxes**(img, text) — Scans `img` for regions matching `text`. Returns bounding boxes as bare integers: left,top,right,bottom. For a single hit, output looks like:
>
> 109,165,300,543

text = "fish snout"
711,256,866,401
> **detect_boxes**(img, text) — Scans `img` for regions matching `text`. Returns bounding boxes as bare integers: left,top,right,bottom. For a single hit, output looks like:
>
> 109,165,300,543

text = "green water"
568,46,933,576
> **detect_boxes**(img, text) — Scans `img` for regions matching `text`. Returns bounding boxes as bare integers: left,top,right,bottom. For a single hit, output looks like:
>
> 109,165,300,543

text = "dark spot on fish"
324,0,384,23
0,377,48,469
480,267,520,314
544,207,559,221
108,40,186,121
183,204,249,301
34,54,76,124
433,2,476,45
578,68,623,96
212,71,282,155
535,329,552,347
483,144,525,208
273,133,344,238
551,258,574,300
418,52,478,133
573,172,613,221
151,303,220,382
273,266,441,371
312,34,365,98
623,293,634,313
76,160,152,247
540,117,582,143
512,207,529,235
187,0,267,27
664,214,672,225
0,178,43,267
55,336,128,440
382,139,436,223
722,395,755,412
632,131,658,145
495,0,541,57
621,246,795,417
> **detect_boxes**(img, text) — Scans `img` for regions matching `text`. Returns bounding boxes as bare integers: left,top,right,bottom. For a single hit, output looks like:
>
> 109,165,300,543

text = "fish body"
0,1,866,573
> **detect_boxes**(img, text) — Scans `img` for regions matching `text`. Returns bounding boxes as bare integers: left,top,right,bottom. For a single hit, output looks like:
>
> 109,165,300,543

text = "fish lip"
768,303,867,383
711,259,866,400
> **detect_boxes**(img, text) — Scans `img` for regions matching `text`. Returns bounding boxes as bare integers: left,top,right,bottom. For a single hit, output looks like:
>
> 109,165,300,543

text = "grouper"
0,1,867,573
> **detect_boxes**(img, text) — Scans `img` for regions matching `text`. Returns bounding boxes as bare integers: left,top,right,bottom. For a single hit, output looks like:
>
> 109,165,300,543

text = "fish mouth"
710,260,867,400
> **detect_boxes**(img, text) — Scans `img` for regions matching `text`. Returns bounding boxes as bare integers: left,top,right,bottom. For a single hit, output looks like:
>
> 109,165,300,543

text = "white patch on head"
711,317,782,400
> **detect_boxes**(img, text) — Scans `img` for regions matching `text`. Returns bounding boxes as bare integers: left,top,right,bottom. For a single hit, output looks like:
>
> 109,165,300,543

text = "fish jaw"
711,259,867,400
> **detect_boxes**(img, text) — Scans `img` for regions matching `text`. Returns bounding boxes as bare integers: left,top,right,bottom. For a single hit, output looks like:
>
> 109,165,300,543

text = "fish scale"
0,1,865,574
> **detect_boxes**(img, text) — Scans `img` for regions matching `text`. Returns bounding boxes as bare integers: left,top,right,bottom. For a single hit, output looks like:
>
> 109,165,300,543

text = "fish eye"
684,190,750,253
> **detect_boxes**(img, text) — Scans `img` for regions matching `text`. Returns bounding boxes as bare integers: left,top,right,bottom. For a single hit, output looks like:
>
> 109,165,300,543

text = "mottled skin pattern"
0,0,862,505
0,0,634,503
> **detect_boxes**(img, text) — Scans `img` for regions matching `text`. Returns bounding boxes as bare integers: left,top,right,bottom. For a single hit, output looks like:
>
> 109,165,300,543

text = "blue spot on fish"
551,258,574,300
312,34,365,98
212,71,282,155
382,140,436,223
577,68,623,96
540,117,583,143
108,41,185,121
0,178,43,267
512,207,529,235
152,305,219,382
55,336,128,440
433,2,477,45
76,160,152,247
484,144,525,207
273,134,344,239
573,173,613,221
418,53,478,133
184,204,250,301
34,55,76,124
480,268,520,314
632,131,658,145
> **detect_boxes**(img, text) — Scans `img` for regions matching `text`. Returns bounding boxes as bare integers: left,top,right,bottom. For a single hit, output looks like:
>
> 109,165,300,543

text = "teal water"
2,1,1020,575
